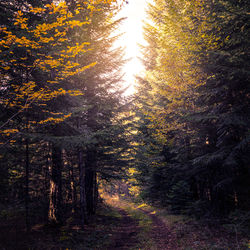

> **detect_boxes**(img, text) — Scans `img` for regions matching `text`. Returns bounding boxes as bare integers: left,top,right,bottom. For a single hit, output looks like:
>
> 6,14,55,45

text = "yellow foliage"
0,0,121,128
137,203,147,209
29,7,46,14
2,66,10,70
128,168,138,176
38,113,72,125
128,186,140,196
1,129,19,136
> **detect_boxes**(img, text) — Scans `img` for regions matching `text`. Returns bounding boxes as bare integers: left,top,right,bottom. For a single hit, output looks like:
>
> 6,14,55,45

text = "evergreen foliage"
0,0,129,230
133,0,250,218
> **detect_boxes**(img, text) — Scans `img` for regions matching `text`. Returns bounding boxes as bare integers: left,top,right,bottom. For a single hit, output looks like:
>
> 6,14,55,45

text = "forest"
0,0,249,249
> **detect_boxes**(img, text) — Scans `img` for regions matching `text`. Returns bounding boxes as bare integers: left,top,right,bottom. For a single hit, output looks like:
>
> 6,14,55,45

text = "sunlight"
116,0,149,95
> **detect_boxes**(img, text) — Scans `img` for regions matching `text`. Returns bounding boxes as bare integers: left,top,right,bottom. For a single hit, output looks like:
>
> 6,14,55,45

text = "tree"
133,0,250,216
0,0,128,231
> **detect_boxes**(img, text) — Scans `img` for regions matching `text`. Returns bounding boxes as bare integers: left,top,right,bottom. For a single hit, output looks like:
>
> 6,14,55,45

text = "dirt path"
139,209,180,250
104,198,247,250
108,208,139,250
108,206,179,250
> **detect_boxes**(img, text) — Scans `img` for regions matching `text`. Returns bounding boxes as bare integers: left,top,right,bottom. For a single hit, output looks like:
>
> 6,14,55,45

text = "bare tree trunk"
85,148,97,215
85,169,98,215
93,171,98,214
70,163,77,214
48,145,62,224
25,137,30,232
79,149,87,228
44,145,51,222
85,168,94,215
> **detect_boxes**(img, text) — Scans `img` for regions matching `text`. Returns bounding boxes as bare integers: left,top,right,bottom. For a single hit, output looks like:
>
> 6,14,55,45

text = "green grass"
122,201,249,250
128,207,154,247
112,200,155,249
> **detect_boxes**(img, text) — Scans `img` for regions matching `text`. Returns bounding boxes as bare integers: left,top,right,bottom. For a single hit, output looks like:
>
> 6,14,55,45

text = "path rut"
108,208,139,250
139,209,180,250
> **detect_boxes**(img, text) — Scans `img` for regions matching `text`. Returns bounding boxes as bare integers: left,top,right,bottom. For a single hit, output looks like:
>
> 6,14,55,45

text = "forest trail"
138,208,179,250
0,198,247,249
108,208,139,249
104,199,247,250
105,198,179,250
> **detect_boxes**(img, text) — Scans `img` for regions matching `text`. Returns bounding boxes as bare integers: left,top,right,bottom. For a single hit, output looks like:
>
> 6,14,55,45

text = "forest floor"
104,197,249,250
0,197,249,249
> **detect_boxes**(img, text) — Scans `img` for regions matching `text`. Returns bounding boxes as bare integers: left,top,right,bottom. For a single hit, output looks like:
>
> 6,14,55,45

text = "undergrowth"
0,201,119,250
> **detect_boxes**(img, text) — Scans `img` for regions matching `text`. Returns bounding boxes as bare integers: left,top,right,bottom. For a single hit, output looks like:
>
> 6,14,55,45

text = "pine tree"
0,0,128,231
134,0,250,216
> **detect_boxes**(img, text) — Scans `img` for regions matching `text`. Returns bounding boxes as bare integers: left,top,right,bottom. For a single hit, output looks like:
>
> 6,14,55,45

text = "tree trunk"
25,138,30,232
85,149,97,215
85,88,98,215
69,163,77,213
85,168,94,215
93,171,98,214
86,169,98,215
79,149,87,228
43,146,50,222
48,145,62,224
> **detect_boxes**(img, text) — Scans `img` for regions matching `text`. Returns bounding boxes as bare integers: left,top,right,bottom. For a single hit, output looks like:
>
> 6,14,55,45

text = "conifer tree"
134,0,250,216
0,0,128,230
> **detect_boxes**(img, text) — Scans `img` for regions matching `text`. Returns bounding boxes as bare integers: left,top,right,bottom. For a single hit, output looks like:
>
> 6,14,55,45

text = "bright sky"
116,0,149,95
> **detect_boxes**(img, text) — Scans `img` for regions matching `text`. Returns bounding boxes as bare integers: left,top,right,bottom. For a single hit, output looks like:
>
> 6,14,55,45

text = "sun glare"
116,0,148,95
